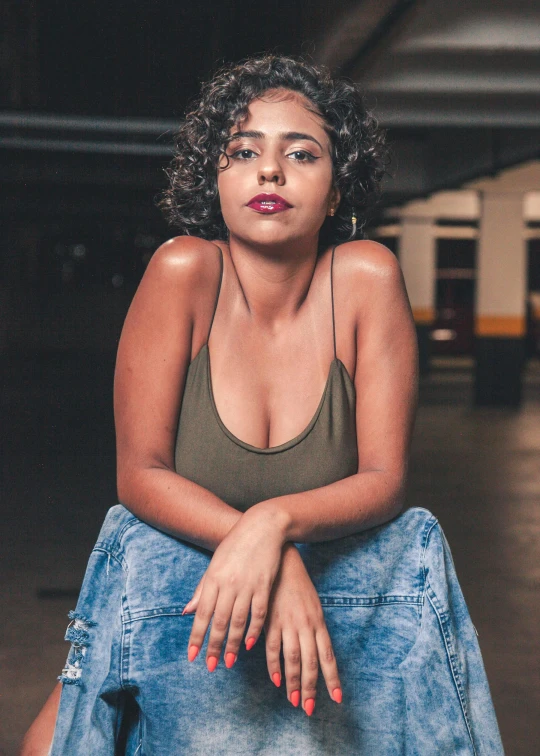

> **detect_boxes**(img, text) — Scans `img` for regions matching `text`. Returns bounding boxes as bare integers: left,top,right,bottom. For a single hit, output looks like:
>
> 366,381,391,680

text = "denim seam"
425,580,478,756
90,511,143,563
121,597,424,624
320,595,422,605
86,543,133,695
93,514,141,566
395,515,438,672
120,590,133,691
420,516,439,587
116,513,142,540
92,545,128,572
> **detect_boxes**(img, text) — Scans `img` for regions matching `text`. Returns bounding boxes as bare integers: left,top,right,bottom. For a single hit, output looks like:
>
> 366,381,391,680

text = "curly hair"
157,53,389,246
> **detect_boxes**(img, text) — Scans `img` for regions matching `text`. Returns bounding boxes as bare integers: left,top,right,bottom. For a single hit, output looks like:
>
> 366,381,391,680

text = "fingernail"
206,656,218,672
304,698,315,717
332,687,343,703
290,690,300,707
272,672,281,687
188,644,199,662
245,637,256,651
225,652,237,668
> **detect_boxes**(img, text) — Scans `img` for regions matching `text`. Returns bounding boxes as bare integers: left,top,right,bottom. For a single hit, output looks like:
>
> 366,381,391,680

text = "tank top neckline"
201,343,352,454
194,241,355,455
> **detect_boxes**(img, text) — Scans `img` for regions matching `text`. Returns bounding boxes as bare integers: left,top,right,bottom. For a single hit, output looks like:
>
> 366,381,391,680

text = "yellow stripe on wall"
412,307,435,324
475,315,526,337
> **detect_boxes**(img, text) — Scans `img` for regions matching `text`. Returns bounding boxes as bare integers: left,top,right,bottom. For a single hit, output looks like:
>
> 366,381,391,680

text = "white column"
476,192,527,339
399,215,436,327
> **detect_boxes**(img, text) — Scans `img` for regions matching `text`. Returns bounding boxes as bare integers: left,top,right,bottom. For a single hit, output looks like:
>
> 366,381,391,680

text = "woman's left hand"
182,503,287,671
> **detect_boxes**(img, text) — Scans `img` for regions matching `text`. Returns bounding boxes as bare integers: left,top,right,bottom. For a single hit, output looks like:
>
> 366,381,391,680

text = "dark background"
2,2,540,753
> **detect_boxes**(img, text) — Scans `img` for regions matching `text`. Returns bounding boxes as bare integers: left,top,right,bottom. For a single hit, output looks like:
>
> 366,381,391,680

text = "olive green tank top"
174,244,358,512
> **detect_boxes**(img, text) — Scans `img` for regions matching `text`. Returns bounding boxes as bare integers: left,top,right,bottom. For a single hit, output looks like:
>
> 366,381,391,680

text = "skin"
20,88,418,750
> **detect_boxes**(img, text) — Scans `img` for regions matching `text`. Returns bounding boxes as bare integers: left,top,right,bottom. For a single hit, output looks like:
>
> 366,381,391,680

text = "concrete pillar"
399,214,436,375
474,192,527,406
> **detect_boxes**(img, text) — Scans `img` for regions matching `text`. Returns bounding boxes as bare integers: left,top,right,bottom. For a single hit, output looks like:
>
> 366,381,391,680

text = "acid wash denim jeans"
50,504,504,755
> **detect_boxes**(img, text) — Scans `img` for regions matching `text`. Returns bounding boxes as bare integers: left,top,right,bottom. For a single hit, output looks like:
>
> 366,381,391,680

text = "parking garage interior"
2,2,540,753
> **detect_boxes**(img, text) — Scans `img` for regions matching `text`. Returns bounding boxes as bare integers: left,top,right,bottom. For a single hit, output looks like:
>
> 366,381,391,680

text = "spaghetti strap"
330,244,337,360
207,245,224,343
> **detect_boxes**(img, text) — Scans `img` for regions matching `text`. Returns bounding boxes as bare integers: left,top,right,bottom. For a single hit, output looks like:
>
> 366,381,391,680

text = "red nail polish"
225,652,237,668
206,656,218,672
188,644,199,662
304,698,315,716
272,672,281,687
290,690,300,707
245,637,256,651
332,687,342,703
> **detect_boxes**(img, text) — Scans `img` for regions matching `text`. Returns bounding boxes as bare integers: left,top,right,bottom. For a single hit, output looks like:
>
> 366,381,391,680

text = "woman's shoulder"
335,239,402,294
134,236,224,328
148,235,222,283
335,238,399,274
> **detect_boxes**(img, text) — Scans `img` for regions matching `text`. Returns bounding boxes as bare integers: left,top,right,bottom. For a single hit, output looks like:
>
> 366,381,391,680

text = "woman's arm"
113,236,250,550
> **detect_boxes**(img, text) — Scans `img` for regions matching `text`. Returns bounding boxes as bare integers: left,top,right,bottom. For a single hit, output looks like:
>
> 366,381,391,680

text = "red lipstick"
247,193,292,214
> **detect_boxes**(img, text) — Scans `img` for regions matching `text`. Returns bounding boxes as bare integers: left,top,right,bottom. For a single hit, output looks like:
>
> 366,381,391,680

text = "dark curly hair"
157,54,389,247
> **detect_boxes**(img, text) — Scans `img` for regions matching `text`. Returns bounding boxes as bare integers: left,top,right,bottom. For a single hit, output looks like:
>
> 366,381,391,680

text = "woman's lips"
247,200,291,213
247,194,292,214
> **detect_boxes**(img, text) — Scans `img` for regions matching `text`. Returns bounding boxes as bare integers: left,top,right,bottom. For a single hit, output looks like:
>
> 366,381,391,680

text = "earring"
328,207,335,217
351,213,357,236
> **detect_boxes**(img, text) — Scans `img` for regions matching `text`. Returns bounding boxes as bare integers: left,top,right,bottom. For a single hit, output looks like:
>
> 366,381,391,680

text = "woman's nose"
257,160,285,185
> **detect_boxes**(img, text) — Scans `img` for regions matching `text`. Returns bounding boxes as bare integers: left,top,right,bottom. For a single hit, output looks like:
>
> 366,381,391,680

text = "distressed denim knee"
51,504,504,755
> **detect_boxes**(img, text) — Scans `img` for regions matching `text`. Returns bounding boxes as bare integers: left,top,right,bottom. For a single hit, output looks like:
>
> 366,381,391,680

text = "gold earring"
329,207,335,217
351,213,357,235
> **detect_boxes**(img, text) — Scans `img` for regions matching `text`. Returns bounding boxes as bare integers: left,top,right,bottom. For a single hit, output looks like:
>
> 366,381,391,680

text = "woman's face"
217,89,340,248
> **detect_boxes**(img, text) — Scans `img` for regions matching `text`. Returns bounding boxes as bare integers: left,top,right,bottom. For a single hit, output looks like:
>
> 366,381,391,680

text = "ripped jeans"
50,505,504,755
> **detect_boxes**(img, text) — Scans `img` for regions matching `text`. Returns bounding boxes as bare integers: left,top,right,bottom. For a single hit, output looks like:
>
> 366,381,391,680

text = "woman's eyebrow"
229,130,324,150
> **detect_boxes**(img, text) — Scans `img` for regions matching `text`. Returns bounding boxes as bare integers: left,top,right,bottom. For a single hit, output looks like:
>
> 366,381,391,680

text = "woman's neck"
224,236,323,332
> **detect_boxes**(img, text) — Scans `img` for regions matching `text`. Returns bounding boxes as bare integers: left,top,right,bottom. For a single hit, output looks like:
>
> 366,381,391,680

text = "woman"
21,54,503,754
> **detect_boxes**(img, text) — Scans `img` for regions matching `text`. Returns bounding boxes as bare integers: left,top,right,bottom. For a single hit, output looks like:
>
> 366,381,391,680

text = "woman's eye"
231,148,257,159
228,148,318,162
288,150,318,162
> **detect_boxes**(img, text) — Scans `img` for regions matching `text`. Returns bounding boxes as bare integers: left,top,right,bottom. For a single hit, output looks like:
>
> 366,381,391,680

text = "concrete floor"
1,352,539,755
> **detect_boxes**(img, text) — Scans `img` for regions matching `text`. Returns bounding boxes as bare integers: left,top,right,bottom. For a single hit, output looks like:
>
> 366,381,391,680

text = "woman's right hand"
262,542,343,716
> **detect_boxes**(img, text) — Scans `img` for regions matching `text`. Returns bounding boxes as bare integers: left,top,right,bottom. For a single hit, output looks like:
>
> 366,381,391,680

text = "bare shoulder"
147,235,221,283
335,239,406,319
340,239,412,324
336,239,401,283
137,235,223,328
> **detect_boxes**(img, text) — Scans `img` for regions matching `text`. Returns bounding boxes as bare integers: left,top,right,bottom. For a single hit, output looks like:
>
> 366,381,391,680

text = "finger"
282,629,302,708
223,592,252,669
182,575,206,615
264,621,283,688
244,583,271,651
315,625,342,703
182,598,197,615
183,583,204,614
205,589,237,671
299,631,319,717
187,578,219,662
182,592,200,615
